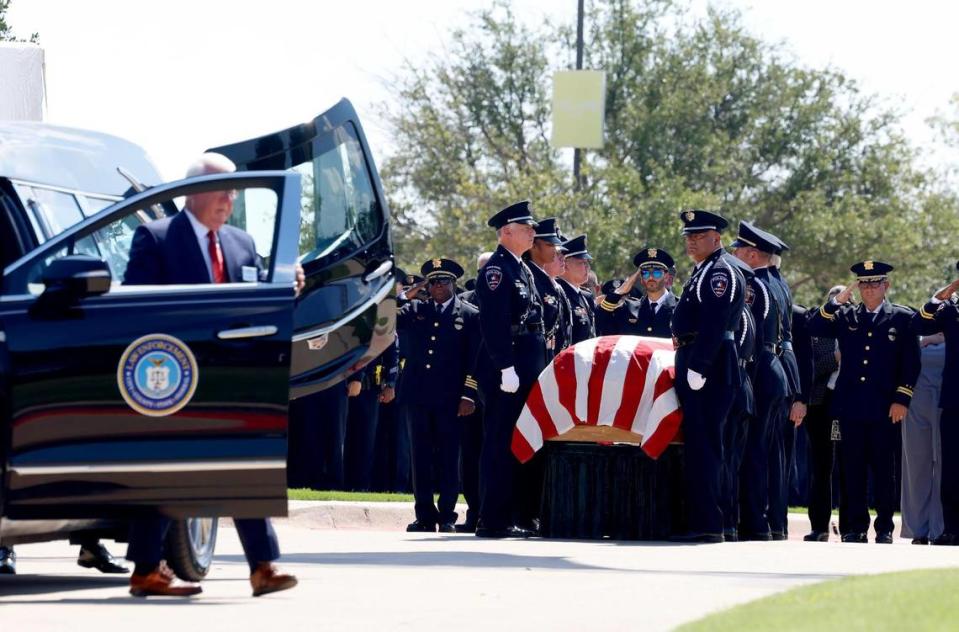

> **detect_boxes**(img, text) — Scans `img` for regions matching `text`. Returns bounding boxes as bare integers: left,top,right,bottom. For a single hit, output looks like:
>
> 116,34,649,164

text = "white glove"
500,366,520,393
687,369,706,391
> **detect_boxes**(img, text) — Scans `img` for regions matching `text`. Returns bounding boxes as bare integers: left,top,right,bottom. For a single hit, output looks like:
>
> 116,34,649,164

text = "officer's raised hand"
687,369,706,391
458,398,476,416
403,279,428,301
933,278,959,302
500,366,520,393
833,281,858,305
889,403,908,424
615,268,642,296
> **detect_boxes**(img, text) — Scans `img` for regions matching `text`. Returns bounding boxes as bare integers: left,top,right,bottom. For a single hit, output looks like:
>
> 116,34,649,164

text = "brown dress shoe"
129,562,202,597
250,563,297,597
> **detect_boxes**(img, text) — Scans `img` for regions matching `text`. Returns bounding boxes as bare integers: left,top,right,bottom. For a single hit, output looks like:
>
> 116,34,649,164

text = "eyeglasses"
640,268,665,279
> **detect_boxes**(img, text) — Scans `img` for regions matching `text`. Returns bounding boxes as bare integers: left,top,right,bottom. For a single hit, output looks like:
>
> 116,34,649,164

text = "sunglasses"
428,277,453,286
640,268,665,279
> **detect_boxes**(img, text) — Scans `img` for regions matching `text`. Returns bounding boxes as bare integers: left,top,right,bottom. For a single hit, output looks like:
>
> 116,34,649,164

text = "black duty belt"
762,342,780,353
511,322,545,336
674,331,734,348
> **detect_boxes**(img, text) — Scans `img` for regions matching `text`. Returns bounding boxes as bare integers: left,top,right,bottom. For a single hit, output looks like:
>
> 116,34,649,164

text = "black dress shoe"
875,532,894,544
770,532,787,541
438,523,456,533
841,532,868,543
406,520,437,533
803,531,829,542
454,522,477,534
0,546,15,575
669,533,724,544
475,526,509,538
912,537,929,545
506,525,536,538
738,532,772,542
723,529,738,542
932,533,959,546
77,543,128,574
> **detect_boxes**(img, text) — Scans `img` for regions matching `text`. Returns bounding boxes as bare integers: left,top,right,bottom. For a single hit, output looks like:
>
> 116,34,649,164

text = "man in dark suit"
595,247,677,337
123,153,300,597
396,258,480,532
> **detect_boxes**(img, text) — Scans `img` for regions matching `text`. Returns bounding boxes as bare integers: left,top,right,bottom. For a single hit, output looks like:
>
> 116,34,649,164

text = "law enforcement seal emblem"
117,334,199,417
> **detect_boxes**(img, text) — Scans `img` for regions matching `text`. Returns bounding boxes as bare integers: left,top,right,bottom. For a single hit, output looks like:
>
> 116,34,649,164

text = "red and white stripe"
511,336,682,462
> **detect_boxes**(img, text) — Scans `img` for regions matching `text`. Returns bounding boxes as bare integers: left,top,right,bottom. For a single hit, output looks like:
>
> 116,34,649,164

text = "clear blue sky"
8,0,957,179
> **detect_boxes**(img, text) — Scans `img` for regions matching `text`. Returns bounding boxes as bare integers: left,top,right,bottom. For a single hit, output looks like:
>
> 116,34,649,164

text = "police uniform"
595,248,677,337
721,255,757,540
730,222,790,539
807,260,920,542
913,267,959,544
396,258,480,531
670,210,746,541
475,201,548,537
526,218,572,358
557,234,596,344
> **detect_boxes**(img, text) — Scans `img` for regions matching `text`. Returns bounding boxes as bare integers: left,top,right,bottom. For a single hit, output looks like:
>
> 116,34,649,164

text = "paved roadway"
2,520,958,631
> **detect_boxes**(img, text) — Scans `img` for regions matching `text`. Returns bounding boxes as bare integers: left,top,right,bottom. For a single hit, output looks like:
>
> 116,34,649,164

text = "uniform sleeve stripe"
920,306,935,320
600,300,618,312
896,387,914,396
819,305,835,320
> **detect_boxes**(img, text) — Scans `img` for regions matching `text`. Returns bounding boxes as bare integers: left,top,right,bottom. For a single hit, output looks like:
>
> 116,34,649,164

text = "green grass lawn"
678,568,959,632
288,489,466,504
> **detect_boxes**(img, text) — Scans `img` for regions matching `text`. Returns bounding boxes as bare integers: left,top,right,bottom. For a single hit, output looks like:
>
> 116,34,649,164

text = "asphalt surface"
2,516,959,631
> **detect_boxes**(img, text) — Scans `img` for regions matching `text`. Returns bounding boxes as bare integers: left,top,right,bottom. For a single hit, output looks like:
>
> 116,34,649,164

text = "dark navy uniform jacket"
744,272,789,403
355,336,400,391
475,245,547,386
791,304,814,404
670,248,746,383
395,295,480,409
557,278,596,344
915,297,959,409
527,261,571,356
807,299,920,420
762,267,801,398
734,300,758,417
595,292,677,338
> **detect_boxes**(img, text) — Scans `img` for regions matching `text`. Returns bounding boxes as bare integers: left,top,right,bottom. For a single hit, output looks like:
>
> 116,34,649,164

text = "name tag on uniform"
241,266,258,282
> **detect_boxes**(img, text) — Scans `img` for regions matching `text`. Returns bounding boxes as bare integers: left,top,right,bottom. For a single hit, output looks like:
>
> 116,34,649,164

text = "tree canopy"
0,1,38,43
379,0,959,306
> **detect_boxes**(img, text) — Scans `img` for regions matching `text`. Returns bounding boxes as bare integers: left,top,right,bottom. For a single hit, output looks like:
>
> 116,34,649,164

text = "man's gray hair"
185,152,237,178
477,251,494,270
770,254,782,268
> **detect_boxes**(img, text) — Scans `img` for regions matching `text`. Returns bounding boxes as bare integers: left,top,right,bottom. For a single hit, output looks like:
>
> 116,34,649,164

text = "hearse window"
292,123,383,265
16,184,85,236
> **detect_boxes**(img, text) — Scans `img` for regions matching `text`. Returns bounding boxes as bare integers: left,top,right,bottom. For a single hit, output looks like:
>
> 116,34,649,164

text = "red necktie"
208,230,226,283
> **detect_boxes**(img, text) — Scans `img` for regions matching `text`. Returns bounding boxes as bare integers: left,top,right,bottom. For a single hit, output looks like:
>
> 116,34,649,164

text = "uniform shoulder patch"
485,266,503,290
710,270,730,298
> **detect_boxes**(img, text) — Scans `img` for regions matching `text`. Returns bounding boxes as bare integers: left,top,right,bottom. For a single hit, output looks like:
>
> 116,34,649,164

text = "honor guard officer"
396,258,480,533
475,201,548,538
525,218,572,359
730,222,790,540
596,248,677,337
808,261,920,543
670,209,746,542
913,262,959,545
557,234,597,344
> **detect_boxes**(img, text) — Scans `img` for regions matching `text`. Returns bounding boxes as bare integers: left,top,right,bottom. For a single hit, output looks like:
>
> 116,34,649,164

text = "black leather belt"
511,322,545,336
674,331,734,348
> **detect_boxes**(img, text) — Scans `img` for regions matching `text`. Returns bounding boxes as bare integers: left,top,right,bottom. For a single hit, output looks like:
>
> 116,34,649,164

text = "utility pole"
573,0,584,191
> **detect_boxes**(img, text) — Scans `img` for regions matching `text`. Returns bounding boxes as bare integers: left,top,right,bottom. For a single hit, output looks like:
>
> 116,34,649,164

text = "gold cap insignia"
864,261,874,271
648,248,657,258
432,259,442,269
684,211,695,222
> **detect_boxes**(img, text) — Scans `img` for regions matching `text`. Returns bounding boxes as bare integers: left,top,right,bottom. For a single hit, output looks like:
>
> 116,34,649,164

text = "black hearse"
0,99,396,579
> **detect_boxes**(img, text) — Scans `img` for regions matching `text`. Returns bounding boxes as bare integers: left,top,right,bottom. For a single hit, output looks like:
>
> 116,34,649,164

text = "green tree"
0,0,39,43
380,0,959,306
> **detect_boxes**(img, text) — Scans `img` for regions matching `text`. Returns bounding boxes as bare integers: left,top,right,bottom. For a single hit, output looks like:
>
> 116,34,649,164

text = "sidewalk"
279,500,902,542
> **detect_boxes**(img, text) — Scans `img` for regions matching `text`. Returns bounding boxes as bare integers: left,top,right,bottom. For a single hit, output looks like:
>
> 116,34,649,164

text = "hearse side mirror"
41,255,112,301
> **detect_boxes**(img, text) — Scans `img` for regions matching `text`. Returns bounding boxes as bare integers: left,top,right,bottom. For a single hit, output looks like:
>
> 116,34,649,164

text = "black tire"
164,517,218,582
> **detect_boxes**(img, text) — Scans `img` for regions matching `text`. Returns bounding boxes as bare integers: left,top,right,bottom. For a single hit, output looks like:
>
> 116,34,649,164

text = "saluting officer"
670,209,746,542
557,234,597,344
525,218,572,359
396,258,480,533
807,261,920,543
730,221,790,540
596,248,677,337
475,201,548,538
913,263,959,545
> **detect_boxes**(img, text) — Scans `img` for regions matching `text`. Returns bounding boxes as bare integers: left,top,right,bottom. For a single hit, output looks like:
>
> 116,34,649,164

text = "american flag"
511,336,683,462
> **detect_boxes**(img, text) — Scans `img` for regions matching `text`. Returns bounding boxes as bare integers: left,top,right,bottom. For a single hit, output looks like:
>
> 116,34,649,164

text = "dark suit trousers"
345,388,381,491
721,401,750,533
479,385,531,531
940,407,959,533
804,394,836,533
460,403,484,526
838,416,898,535
408,401,462,524
127,517,279,572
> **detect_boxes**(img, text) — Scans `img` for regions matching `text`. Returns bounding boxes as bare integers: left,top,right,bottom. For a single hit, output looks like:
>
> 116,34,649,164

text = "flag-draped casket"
511,336,683,461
